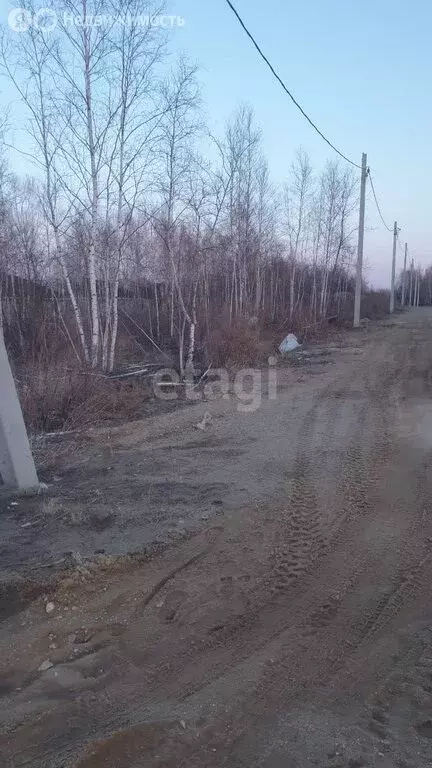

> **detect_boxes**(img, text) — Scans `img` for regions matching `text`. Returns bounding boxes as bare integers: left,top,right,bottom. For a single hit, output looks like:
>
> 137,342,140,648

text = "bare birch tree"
152,58,201,374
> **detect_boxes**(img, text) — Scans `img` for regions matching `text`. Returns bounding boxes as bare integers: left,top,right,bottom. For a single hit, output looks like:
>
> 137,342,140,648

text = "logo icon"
8,7,32,31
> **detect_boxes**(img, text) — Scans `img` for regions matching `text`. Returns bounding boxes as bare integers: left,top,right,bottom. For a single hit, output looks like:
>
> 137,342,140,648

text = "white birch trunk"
83,24,100,368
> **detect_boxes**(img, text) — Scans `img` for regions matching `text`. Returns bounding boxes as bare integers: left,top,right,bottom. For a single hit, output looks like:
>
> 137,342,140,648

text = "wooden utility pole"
390,221,398,313
354,153,368,328
401,243,408,307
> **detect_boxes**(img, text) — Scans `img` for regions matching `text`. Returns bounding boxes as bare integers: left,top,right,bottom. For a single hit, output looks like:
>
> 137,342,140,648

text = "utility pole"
390,221,398,314
401,243,407,307
0,321,39,492
354,153,368,328
409,259,414,307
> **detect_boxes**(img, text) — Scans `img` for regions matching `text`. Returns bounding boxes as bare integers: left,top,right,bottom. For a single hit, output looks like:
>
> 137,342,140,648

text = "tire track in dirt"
5,314,432,768
108,315,432,767
269,456,326,592
166,364,382,713
86,319,432,767
295,325,432,685
115,365,374,715
175,322,432,768
265,361,366,596
357,548,432,643
223,328,426,696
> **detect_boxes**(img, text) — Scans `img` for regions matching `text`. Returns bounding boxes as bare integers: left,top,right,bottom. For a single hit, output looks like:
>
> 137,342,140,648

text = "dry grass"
19,363,152,434
206,318,261,367
14,292,392,436
361,290,392,321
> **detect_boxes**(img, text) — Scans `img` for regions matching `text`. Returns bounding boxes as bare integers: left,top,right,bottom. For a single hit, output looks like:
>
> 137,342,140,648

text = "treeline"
0,0,366,381
399,264,432,308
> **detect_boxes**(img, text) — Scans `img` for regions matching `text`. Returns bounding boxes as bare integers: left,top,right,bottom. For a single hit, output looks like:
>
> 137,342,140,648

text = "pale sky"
168,0,431,287
2,0,431,287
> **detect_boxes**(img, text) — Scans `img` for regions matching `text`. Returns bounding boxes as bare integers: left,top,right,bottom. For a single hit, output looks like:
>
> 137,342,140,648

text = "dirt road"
2,309,432,767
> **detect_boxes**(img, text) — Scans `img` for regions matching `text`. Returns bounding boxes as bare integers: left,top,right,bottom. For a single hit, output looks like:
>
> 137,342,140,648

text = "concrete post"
401,243,407,307
353,153,368,328
0,327,39,492
390,222,397,314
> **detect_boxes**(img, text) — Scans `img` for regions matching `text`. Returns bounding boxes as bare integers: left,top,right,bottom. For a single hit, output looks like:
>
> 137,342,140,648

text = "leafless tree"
2,0,169,369
152,57,201,374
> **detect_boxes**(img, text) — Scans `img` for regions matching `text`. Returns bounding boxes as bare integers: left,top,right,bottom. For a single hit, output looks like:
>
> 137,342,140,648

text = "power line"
224,0,362,170
368,170,394,232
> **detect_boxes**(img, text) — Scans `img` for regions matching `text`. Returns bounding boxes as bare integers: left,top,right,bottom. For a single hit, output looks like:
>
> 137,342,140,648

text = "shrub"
361,290,391,321
205,317,261,368
17,363,151,433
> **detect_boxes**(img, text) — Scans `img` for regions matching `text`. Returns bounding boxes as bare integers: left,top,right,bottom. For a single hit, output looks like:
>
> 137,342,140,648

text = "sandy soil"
1,308,432,767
